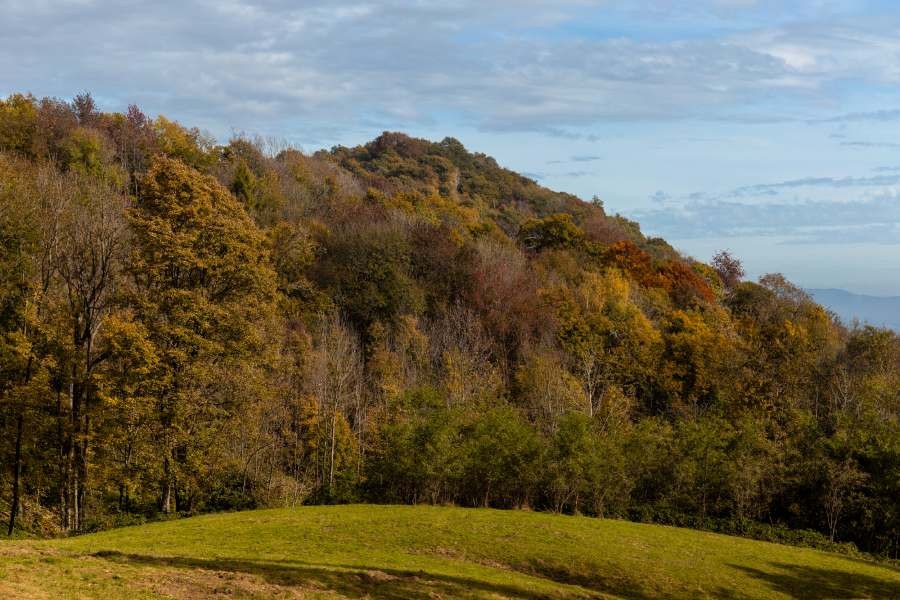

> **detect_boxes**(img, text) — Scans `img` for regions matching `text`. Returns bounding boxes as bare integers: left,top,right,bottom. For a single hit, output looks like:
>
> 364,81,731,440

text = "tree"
712,250,744,291
0,93,38,156
0,154,41,535
545,412,597,514
307,315,364,499
513,350,585,429
60,127,120,183
462,407,541,508
151,116,215,172
550,270,661,416
71,92,98,125
466,240,545,370
823,458,867,542
54,172,127,530
106,104,154,197
314,217,423,334
660,309,737,414
603,240,655,286
126,156,276,513
32,97,78,164
425,305,500,410
367,389,465,505
518,213,584,252
656,260,716,307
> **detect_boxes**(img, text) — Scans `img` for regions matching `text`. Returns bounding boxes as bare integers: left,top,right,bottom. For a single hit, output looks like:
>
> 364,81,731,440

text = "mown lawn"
0,504,897,598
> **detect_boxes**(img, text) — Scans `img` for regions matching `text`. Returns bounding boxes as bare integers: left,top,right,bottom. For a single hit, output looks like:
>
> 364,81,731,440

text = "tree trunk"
329,410,336,493
66,376,80,532
10,356,34,536
72,476,79,532
162,454,174,514
57,389,68,531
7,414,24,536
76,409,89,530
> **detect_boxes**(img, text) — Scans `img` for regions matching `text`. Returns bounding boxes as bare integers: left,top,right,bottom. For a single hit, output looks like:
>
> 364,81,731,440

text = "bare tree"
54,174,126,530
712,250,745,291
823,458,866,542
308,315,363,494
425,304,496,409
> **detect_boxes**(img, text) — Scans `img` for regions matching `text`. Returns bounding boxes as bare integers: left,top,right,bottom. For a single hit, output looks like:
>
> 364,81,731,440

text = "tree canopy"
0,92,897,559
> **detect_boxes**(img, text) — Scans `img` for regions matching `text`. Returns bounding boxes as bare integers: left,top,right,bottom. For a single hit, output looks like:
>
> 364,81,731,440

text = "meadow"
1,505,897,599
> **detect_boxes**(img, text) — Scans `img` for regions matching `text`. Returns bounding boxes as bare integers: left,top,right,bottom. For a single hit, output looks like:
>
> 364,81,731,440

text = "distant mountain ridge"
807,288,900,331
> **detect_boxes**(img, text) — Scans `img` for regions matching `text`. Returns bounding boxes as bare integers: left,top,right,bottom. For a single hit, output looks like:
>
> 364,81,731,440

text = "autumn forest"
0,92,897,559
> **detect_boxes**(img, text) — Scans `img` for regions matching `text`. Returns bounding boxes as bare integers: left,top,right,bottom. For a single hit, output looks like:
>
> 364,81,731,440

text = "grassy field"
0,505,897,599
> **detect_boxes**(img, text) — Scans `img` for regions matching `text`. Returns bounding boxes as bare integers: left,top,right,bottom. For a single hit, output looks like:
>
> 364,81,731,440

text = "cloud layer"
5,0,900,140
636,182,900,242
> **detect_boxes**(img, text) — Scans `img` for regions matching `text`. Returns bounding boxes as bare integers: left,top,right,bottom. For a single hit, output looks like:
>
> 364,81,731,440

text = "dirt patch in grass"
135,566,316,599
424,545,465,560
0,576,52,600
0,544,53,600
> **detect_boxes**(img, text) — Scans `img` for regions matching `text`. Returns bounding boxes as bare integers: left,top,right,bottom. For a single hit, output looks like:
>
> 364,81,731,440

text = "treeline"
0,93,898,557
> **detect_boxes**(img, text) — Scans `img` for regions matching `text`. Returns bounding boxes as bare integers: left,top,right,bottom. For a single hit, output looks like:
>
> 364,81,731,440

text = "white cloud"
3,0,900,142
634,186,900,240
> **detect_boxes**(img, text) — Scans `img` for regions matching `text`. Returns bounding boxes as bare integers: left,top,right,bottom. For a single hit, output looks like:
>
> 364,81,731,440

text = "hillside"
0,92,898,561
808,289,900,332
1,505,898,599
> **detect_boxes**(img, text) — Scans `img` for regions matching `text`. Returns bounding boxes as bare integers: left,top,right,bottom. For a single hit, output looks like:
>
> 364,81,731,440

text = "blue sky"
3,0,900,294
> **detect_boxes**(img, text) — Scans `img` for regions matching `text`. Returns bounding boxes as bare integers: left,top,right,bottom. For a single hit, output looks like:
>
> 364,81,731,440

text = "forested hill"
0,92,898,558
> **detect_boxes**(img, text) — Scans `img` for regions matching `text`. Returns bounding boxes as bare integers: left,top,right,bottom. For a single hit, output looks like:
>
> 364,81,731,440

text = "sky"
3,0,900,295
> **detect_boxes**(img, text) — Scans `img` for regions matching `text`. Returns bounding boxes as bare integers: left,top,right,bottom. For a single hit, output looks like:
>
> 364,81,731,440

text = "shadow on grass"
839,554,900,574
521,560,681,600
726,562,900,599
92,550,595,599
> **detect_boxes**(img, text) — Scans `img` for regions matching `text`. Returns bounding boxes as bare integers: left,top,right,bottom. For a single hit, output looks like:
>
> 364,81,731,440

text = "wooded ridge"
0,92,897,558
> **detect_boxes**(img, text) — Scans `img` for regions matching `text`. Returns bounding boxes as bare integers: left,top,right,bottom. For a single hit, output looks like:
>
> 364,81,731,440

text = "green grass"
0,505,897,599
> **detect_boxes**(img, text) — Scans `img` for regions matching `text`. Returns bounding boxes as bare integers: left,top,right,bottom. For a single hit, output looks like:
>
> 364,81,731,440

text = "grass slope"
0,505,897,599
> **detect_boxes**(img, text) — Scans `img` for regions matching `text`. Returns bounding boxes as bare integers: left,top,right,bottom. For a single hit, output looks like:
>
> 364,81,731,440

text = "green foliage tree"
518,213,585,252
0,94,38,156
462,407,542,508
315,219,423,333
